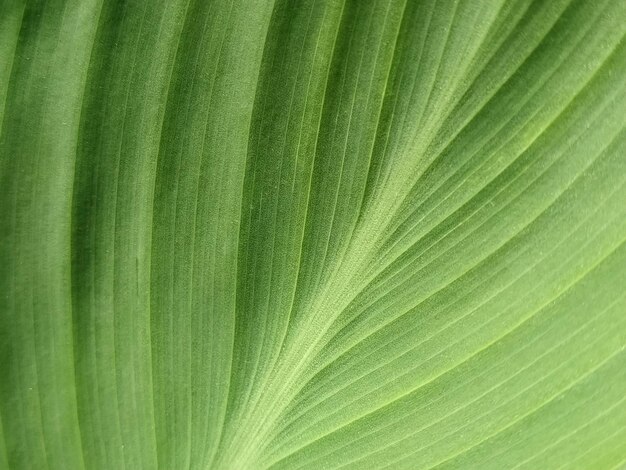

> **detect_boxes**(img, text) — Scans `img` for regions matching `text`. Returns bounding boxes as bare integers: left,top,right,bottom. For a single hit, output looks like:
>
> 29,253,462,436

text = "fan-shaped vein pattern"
0,0,625,469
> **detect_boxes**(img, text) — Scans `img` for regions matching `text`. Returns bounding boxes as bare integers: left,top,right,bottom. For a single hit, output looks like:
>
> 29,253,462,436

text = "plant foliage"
1,0,625,468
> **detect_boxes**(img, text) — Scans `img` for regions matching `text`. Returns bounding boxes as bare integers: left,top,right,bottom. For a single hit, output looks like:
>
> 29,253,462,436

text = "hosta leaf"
1,0,625,469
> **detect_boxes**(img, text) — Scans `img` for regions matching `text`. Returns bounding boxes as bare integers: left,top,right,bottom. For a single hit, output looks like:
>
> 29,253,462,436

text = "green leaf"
1,0,625,469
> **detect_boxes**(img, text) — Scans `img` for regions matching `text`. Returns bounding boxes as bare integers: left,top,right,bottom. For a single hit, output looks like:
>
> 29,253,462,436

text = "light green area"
1,0,625,469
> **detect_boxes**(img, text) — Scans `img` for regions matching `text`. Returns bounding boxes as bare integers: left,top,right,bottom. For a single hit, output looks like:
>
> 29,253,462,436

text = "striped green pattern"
1,0,625,468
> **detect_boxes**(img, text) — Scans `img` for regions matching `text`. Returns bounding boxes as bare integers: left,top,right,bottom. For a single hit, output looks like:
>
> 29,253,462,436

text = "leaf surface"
1,0,625,469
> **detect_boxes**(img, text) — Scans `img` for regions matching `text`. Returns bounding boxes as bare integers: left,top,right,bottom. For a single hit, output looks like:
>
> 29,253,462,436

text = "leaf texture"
1,0,625,469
